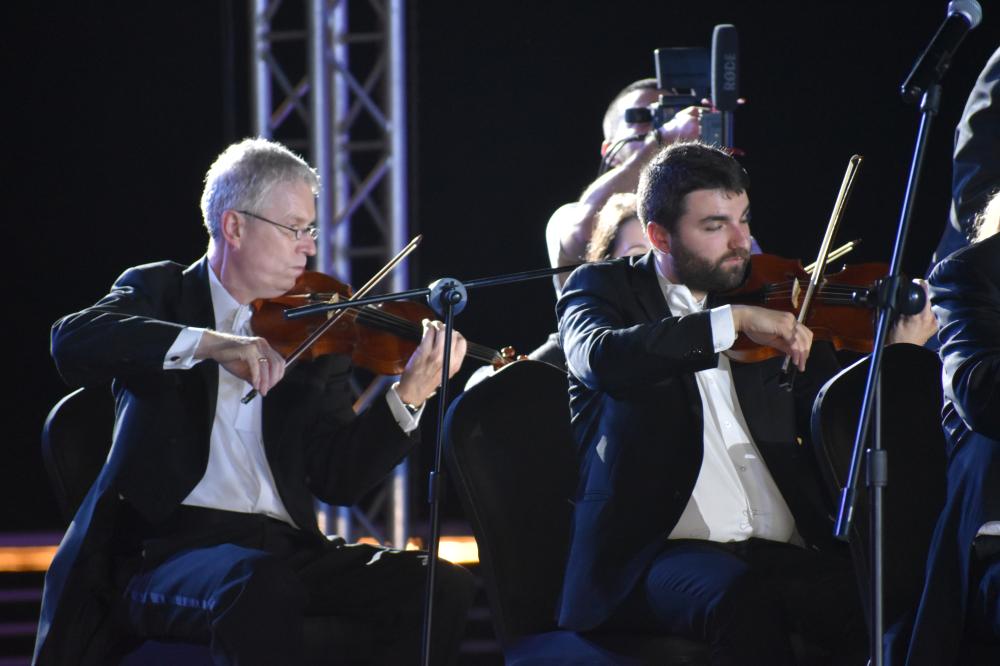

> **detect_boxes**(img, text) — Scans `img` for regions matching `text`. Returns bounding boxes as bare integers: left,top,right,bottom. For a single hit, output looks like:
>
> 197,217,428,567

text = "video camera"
624,24,740,149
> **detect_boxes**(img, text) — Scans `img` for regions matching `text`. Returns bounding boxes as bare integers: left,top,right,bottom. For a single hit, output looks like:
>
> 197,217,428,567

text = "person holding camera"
545,78,703,293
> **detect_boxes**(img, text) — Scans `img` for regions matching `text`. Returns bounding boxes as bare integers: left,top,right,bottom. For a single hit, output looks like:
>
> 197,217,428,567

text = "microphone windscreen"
711,24,739,111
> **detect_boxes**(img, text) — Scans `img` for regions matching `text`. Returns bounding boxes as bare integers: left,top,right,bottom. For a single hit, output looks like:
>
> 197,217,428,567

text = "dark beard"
670,241,750,294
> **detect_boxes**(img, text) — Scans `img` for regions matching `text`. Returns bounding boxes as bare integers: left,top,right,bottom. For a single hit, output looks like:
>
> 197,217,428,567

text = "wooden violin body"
714,254,888,363
251,270,516,375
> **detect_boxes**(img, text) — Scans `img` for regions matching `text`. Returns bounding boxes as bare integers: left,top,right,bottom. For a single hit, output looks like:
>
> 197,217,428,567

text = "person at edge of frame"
898,190,1000,665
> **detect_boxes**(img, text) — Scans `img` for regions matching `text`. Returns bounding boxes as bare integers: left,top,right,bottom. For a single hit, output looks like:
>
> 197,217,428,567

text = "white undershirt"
161,264,421,526
656,266,797,544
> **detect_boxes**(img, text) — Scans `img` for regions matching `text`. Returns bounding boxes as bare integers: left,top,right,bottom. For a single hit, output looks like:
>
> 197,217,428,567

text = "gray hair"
200,137,320,240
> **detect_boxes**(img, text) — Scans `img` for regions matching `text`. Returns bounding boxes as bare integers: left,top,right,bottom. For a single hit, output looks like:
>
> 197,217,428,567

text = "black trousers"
602,538,867,666
969,537,1000,643
119,506,475,666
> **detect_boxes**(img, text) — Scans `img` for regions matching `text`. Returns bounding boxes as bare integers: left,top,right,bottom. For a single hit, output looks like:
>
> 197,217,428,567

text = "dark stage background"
5,1,999,533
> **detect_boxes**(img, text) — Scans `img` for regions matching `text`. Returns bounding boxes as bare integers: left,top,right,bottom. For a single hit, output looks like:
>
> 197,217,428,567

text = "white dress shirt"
656,266,798,544
161,264,422,526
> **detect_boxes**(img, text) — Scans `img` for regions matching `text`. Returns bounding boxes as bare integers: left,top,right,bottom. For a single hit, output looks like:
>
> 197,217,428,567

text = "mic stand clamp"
427,278,468,317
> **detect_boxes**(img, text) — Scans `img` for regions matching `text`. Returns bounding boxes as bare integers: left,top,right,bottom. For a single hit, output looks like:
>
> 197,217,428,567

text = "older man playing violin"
556,142,935,665
37,138,475,666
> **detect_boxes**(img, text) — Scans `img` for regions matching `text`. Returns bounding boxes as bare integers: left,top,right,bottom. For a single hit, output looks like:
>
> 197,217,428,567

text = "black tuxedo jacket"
34,257,417,665
902,235,1000,665
555,252,840,631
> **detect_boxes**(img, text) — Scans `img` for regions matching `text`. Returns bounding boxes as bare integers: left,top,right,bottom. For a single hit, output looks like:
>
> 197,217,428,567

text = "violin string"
745,279,874,310
762,295,870,305
763,290,868,299
754,279,870,294
761,293,866,300
759,280,871,299
764,284,867,293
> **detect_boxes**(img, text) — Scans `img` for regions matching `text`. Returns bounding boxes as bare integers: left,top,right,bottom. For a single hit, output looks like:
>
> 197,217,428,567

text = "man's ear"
600,139,611,158
646,220,671,254
220,210,243,249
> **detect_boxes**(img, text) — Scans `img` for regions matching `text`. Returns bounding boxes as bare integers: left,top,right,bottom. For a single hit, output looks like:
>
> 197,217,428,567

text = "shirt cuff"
164,327,207,370
709,305,736,353
387,382,423,434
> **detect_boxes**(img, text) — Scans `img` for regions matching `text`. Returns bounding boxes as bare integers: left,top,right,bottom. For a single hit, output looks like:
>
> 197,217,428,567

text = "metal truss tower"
249,0,411,548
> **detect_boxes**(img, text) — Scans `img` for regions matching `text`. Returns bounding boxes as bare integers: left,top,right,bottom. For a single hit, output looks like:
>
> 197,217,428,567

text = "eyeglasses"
237,210,318,241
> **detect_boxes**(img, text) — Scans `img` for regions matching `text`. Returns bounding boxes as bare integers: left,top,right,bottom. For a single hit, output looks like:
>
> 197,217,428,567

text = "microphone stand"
832,83,941,666
284,263,577,666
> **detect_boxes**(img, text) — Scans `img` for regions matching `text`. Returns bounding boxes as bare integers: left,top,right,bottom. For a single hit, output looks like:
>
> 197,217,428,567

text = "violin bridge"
324,292,340,320
791,277,801,309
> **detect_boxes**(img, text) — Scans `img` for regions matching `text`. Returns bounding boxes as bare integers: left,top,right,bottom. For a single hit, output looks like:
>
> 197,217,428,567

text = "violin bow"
779,155,864,388
241,234,423,404
803,238,861,274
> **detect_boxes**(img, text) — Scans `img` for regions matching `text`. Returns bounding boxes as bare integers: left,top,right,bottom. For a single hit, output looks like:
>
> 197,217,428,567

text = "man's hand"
888,279,938,346
731,305,813,371
658,105,703,144
195,330,286,396
396,319,468,406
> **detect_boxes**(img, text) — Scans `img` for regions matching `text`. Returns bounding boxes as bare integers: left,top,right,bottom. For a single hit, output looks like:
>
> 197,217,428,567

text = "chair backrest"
41,386,116,522
810,344,947,631
443,360,574,647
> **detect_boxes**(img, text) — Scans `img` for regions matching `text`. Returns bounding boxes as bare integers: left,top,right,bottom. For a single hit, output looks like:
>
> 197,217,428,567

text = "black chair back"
811,344,947,631
41,386,116,522
444,360,576,646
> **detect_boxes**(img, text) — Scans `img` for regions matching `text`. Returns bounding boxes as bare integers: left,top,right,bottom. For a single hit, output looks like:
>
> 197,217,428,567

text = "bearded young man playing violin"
556,142,936,665
37,138,475,666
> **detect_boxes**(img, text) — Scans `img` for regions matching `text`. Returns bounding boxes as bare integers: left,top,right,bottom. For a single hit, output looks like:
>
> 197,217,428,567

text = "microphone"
711,24,739,148
901,0,983,103
711,24,739,111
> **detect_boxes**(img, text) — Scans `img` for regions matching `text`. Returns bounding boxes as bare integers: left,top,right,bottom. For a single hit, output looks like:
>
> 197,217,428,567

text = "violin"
712,253,889,363
250,270,518,376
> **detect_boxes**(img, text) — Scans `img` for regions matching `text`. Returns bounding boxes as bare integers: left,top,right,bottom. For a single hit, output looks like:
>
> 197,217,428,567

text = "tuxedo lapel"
180,257,218,437
630,252,670,321
730,360,766,439
628,252,704,418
